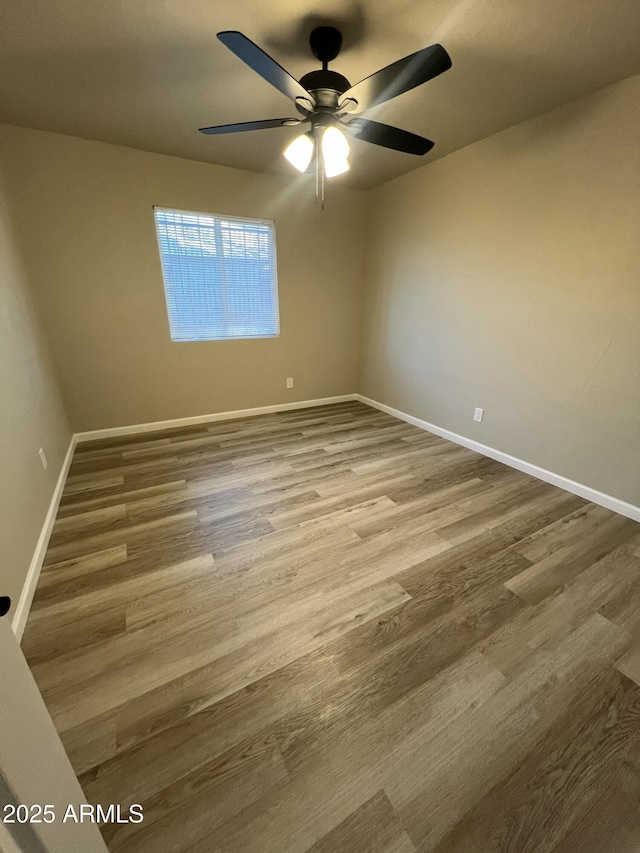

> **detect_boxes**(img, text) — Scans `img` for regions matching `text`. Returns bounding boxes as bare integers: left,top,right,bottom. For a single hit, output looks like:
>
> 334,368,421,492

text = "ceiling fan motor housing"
299,70,351,109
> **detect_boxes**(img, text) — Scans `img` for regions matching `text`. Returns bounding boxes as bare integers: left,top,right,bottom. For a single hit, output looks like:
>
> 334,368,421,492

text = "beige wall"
360,75,640,506
0,167,70,619
0,125,367,431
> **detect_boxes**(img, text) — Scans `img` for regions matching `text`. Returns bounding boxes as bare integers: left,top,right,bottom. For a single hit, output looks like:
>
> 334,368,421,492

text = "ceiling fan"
199,27,452,183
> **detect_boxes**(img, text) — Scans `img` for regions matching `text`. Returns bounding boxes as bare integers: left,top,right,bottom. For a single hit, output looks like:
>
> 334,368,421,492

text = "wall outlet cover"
286,377,294,389
473,407,484,423
38,448,48,469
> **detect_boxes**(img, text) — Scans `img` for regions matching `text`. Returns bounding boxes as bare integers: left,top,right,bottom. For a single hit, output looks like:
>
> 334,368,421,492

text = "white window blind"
153,207,279,341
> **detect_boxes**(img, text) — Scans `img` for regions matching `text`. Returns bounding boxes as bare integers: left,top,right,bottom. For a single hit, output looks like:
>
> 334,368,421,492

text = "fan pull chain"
313,135,325,210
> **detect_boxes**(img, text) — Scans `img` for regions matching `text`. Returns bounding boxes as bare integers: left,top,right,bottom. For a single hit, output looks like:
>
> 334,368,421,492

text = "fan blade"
338,44,451,114
218,31,315,110
199,118,302,135
344,119,434,155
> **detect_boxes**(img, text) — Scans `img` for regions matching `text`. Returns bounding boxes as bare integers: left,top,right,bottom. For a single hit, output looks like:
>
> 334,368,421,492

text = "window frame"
153,205,281,343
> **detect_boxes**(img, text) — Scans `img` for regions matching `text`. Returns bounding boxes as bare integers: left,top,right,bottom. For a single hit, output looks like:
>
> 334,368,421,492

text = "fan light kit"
200,26,452,206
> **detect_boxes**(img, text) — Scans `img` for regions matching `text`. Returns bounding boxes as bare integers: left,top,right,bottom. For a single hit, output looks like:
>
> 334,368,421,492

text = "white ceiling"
0,0,639,189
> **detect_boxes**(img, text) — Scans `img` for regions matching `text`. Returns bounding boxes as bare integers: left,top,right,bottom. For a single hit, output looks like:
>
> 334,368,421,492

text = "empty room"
1,0,639,850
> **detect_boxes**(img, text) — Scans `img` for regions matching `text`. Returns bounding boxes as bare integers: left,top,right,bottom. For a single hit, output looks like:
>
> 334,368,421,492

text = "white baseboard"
74,395,359,443
13,434,77,642
357,395,640,523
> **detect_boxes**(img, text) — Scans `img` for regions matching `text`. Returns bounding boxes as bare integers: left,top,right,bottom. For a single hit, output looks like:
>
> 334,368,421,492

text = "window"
153,207,279,341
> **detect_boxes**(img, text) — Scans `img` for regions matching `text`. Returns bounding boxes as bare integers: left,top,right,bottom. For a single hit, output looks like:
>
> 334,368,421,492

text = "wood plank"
79,653,339,808
101,730,288,853
32,545,128,606
304,790,409,853
505,513,640,604
101,579,411,749
482,542,640,677
395,613,631,850
614,642,640,687
433,668,640,853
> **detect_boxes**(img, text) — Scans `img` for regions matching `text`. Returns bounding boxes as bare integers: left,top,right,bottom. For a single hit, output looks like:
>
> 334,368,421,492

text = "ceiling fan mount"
308,26,343,65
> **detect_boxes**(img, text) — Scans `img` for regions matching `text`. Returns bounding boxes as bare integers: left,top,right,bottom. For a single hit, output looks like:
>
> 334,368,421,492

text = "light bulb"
283,134,313,172
324,157,349,178
322,127,350,178
322,126,350,160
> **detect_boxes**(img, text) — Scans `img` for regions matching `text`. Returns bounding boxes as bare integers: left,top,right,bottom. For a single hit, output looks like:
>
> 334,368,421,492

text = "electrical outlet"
39,448,48,470
473,407,484,423
286,377,293,389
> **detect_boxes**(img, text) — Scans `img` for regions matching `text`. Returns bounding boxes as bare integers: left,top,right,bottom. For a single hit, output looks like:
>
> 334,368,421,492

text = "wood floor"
22,401,640,853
